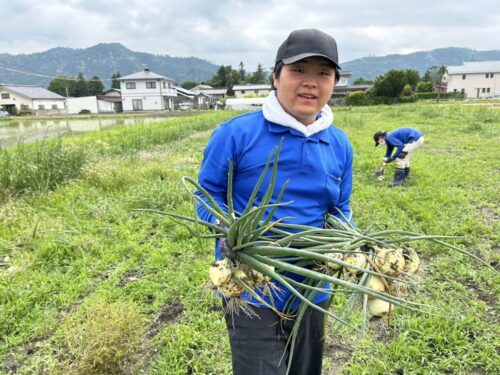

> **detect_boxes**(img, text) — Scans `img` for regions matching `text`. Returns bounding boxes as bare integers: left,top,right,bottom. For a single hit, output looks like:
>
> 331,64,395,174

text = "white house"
190,85,227,99
233,84,272,98
118,68,177,111
0,84,66,114
66,96,116,114
444,61,500,98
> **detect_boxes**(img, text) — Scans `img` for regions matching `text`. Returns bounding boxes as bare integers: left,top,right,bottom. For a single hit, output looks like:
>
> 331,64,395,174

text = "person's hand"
215,220,236,260
382,157,391,163
219,237,236,260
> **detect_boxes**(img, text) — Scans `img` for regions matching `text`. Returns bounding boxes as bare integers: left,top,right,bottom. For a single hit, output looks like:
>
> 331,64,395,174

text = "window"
461,89,465,93
21,104,29,110
38,104,45,110
453,89,457,92
162,82,166,89
52,104,58,109
146,81,156,89
485,73,494,78
132,99,143,111
487,88,491,93
482,88,486,93
462,74,466,80
1,93,10,99
491,73,495,78
126,82,136,89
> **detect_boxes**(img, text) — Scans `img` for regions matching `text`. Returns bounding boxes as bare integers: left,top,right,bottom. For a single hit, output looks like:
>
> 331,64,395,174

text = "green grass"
0,104,498,374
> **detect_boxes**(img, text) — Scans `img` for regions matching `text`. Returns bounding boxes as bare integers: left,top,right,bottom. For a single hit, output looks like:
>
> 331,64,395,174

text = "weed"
59,297,146,374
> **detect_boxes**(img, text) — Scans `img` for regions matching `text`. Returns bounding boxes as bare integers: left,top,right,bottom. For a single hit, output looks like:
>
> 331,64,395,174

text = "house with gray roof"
0,84,66,114
118,68,177,111
190,85,227,99
444,61,500,98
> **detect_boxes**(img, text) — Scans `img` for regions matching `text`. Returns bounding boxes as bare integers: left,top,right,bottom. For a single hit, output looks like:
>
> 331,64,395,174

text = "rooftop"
119,69,174,81
447,61,500,74
1,84,65,100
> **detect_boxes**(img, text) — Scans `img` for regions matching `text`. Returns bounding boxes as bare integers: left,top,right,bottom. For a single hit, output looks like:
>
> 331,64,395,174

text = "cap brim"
281,53,341,69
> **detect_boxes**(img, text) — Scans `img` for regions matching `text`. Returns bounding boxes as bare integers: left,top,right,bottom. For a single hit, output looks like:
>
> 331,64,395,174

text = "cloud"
0,0,498,70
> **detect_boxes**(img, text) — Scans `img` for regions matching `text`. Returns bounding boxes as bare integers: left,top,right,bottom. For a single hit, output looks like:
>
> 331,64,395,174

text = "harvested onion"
374,248,405,277
368,298,394,317
209,258,232,287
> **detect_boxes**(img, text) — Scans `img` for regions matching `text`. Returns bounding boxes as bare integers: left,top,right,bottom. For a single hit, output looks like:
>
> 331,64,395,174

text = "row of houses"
1,61,499,115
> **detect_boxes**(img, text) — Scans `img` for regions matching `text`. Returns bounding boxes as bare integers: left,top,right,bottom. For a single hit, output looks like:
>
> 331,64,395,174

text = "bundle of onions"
136,142,496,374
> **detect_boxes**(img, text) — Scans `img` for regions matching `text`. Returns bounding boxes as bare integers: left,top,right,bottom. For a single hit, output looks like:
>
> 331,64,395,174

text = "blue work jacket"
196,110,354,310
385,127,423,160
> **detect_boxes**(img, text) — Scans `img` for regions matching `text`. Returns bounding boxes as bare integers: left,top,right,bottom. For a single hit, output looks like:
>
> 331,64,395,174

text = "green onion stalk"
135,141,497,373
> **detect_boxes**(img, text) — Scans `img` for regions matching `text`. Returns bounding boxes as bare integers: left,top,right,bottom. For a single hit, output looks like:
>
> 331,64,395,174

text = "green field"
0,103,498,374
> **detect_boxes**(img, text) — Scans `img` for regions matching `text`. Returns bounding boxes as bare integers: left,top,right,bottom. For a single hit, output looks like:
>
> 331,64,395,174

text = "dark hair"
271,60,340,90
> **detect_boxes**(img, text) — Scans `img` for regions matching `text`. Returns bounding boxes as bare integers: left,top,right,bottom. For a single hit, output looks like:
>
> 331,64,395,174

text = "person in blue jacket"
193,29,353,375
196,29,353,375
373,128,424,186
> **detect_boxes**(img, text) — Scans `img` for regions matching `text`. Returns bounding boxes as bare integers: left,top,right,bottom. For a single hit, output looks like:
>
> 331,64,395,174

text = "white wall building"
225,97,267,110
444,61,500,98
66,96,115,114
190,85,227,99
233,84,272,98
118,68,177,111
0,84,66,114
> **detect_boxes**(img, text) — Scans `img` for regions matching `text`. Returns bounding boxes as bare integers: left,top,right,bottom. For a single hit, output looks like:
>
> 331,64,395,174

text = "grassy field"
0,103,498,374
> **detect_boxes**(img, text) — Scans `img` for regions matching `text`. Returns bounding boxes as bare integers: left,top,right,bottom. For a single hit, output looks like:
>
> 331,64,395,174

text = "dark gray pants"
223,301,327,375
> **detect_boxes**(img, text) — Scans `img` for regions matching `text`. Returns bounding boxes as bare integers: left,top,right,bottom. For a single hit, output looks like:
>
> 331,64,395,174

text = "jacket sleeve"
329,142,354,224
195,124,234,223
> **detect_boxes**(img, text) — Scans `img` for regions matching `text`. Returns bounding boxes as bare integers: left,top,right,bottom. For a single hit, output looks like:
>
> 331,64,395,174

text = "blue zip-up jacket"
196,110,353,311
385,127,423,161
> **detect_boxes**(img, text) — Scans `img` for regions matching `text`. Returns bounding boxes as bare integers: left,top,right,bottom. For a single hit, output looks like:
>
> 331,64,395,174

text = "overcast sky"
1,0,499,70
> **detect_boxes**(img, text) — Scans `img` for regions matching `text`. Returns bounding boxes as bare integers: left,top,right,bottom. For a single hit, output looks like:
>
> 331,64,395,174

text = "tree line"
180,62,270,95
345,66,452,105
48,72,121,97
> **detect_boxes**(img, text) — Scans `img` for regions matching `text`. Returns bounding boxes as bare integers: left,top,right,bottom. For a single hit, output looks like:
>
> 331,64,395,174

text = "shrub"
416,81,433,93
60,298,146,374
345,91,368,106
17,109,33,116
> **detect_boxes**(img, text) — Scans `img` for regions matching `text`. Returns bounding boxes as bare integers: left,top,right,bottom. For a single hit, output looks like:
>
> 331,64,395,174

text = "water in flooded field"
0,116,171,147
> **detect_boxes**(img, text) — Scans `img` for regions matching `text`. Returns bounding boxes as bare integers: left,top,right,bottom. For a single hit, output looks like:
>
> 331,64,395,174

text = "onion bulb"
374,248,405,277
343,252,368,274
367,298,394,317
209,258,232,287
402,247,420,274
218,280,244,298
367,276,386,296
325,252,343,270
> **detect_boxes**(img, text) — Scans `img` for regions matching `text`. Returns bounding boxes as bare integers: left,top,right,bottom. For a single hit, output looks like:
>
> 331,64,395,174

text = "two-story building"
0,84,66,114
118,69,177,111
444,61,500,98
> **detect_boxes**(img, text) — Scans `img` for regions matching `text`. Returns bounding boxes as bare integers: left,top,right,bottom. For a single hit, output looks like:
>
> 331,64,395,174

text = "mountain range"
1,43,499,88
342,48,500,81
0,43,218,88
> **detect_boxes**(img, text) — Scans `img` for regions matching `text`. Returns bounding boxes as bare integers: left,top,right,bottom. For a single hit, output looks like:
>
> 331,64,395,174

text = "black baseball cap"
373,131,386,146
275,29,341,70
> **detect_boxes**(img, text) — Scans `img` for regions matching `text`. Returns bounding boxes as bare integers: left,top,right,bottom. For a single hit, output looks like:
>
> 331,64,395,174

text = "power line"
0,66,113,81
